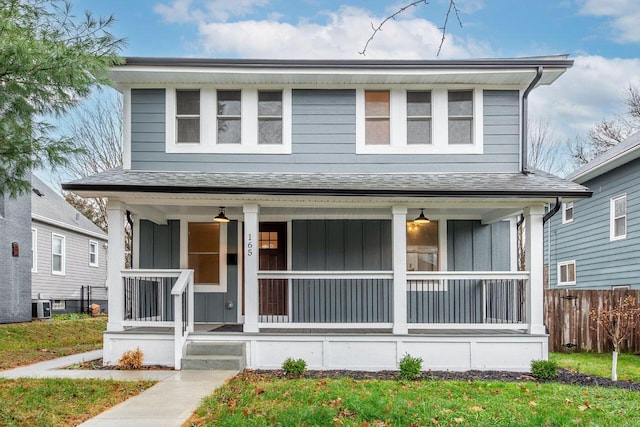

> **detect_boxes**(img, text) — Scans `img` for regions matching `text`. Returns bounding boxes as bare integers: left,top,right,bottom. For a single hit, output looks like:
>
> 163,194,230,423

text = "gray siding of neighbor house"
546,157,640,289
130,89,521,173
138,220,239,322
0,193,32,324
31,221,108,305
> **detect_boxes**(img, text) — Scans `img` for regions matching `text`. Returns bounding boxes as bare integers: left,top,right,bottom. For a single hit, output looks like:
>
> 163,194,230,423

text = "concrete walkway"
0,350,237,427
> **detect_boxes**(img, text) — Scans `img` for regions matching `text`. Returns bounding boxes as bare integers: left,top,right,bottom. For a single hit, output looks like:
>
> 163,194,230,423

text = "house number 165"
247,233,253,257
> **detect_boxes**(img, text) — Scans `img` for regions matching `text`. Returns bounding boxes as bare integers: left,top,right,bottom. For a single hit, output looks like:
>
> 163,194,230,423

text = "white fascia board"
571,145,640,184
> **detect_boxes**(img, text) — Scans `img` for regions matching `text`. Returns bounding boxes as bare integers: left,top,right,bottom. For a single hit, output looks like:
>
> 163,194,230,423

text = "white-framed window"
610,194,627,241
356,88,483,154
89,240,99,267
557,260,576,286
31,228,37,272
176,89,200,143
165,88,292,154
52,233,65,275
562,202,574,224
51,300,65,310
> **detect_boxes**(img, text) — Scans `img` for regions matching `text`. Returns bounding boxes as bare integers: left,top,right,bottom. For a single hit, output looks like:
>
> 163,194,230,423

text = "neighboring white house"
64,56,591,371
31,175,108,314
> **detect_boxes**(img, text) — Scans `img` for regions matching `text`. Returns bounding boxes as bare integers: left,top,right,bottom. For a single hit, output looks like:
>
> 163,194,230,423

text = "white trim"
31,227,37,273
610,194,627,241
557,260,576,286
89,240,99,267
562,202,574,224
179,218,228,293
409,323,528,330
164,87,292,154
356,87,483,154
32,214,107,240
259,322,393,329
51,233,66,276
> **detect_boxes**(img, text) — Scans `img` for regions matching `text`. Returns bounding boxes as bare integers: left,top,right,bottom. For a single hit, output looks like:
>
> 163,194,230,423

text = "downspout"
543,197,562,224
522,66,544,173
126,210,133,268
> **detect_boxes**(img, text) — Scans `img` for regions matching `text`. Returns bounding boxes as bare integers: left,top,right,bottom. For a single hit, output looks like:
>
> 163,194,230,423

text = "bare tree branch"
437,0,462,57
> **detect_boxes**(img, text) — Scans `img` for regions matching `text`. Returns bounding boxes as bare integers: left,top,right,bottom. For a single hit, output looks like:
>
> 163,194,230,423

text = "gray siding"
31,221,108,301
0,193,31,323
546,157,640,289
447,220,511,271
130,89,520,173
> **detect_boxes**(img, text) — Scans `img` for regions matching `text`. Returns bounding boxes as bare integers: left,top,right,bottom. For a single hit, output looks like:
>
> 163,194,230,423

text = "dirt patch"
253,368,640,392
65,358,173,370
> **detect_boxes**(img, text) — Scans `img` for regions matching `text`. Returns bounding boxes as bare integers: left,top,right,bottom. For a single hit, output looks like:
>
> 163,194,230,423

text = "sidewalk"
0,350,237,427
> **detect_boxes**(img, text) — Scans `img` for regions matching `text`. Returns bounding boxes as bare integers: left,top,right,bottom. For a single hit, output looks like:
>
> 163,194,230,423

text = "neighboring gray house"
0,189,32,324
546,132,640,290
64,56,591,371
31,175,108,313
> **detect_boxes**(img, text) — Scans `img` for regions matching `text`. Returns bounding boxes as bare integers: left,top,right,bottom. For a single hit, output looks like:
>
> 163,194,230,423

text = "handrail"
407,271,529,280
122,269,185,278
171,270,194,295
257,270,394,280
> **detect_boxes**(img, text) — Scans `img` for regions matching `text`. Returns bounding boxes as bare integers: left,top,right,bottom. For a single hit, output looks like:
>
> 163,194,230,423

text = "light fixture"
413,208,430,224
214,207,230,223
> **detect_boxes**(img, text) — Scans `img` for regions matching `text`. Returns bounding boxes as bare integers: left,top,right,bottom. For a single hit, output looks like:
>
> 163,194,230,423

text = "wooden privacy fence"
545,289,640,353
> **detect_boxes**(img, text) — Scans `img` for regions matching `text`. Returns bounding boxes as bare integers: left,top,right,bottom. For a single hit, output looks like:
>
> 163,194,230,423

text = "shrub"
282,357,307,376
530,359,558,380
398,353,423,380
119,347,144,370
53,313,90,321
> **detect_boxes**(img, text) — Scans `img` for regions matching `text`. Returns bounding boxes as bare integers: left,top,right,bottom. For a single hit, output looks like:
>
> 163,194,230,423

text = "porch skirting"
102,330,548,372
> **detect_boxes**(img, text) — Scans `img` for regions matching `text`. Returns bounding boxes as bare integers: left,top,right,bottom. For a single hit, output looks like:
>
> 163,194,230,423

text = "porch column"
106,200,126,331
524,205,545,335
392,206,408,334
243,204,260,333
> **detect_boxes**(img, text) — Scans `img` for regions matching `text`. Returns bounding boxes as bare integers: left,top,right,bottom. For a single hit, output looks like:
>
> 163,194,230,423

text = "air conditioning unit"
32,300,51,319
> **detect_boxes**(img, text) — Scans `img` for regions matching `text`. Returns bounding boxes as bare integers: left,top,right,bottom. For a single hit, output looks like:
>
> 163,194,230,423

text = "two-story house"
64,56,590,371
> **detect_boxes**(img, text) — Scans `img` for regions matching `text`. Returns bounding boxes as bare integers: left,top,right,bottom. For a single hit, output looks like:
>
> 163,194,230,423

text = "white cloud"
154,0,269,23
579,0,640,43
196,6,486,59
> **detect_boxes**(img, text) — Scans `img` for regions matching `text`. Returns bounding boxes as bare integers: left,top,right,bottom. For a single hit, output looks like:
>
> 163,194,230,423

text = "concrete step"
186,342,245,357
181,355,245,371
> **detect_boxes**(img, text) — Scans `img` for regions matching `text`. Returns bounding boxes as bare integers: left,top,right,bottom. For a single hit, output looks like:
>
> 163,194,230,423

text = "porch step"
182,342,246,370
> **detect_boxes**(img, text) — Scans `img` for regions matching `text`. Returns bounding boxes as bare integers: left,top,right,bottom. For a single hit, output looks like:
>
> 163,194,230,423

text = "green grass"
0,317,107,370
0,378,154,427
551,352,640,382
188,372,640,426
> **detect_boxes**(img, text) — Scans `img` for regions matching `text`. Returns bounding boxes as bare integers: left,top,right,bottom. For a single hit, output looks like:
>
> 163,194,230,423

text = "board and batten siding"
546,157,640,289
31,221,107,300
447,220,511,271
130,89,521,173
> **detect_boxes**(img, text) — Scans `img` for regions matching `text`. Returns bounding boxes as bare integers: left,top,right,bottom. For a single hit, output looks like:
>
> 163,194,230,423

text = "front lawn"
188,371,640,426
0,317,107,370
0,378,154,426
551,351,640,382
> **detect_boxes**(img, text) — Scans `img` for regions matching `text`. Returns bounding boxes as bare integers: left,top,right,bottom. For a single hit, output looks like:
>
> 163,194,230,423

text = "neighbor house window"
217,90,241,144
448,90,473,145
52,234,65,275
406,220,439,271
258,91,283,144
31,228,37,272
51,300,65,310
188,223,220,285
365,90,390,145
610,194,627,240
562,202,574,224
89,240,99,267
557,260,576,286
176,89,200,143
407,91,432,145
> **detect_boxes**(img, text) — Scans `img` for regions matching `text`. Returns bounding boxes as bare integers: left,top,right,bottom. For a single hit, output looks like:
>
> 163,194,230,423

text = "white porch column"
392,206,408,335
106,201,126,331
524,205,545,335
243,204,260,333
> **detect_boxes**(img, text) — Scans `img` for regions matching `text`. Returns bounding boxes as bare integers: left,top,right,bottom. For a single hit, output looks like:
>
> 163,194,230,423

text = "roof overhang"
569,138,640,184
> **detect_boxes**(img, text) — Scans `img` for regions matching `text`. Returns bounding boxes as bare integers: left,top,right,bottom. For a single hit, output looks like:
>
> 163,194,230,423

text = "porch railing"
407,272,529,329
121,269,194,369
257,271,394,327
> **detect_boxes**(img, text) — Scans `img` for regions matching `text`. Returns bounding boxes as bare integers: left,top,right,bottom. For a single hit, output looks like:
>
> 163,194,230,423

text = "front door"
258,222,287,317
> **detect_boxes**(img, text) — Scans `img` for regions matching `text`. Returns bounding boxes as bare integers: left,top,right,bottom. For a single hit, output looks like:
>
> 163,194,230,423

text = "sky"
67,0,640,175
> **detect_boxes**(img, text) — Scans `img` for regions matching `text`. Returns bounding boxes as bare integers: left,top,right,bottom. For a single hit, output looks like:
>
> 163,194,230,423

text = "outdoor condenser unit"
32,300,52,319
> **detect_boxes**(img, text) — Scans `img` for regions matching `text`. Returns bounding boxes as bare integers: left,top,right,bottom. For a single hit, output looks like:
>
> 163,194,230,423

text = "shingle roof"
63,168,590,198
568,132,640,184
32,175,107,238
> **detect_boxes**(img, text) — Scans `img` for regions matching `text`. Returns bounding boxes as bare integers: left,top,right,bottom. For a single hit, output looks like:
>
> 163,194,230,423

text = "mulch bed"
253,368,640,392
65,358,173,370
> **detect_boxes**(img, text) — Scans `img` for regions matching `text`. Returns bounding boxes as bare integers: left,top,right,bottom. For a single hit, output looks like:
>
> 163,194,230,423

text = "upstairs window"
258,91,283,145
176,89,200,143
217,90,241,144
365,90,390,145
611,194,627,241
448,90,473,145
562,202,574,224
407,91,432,145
